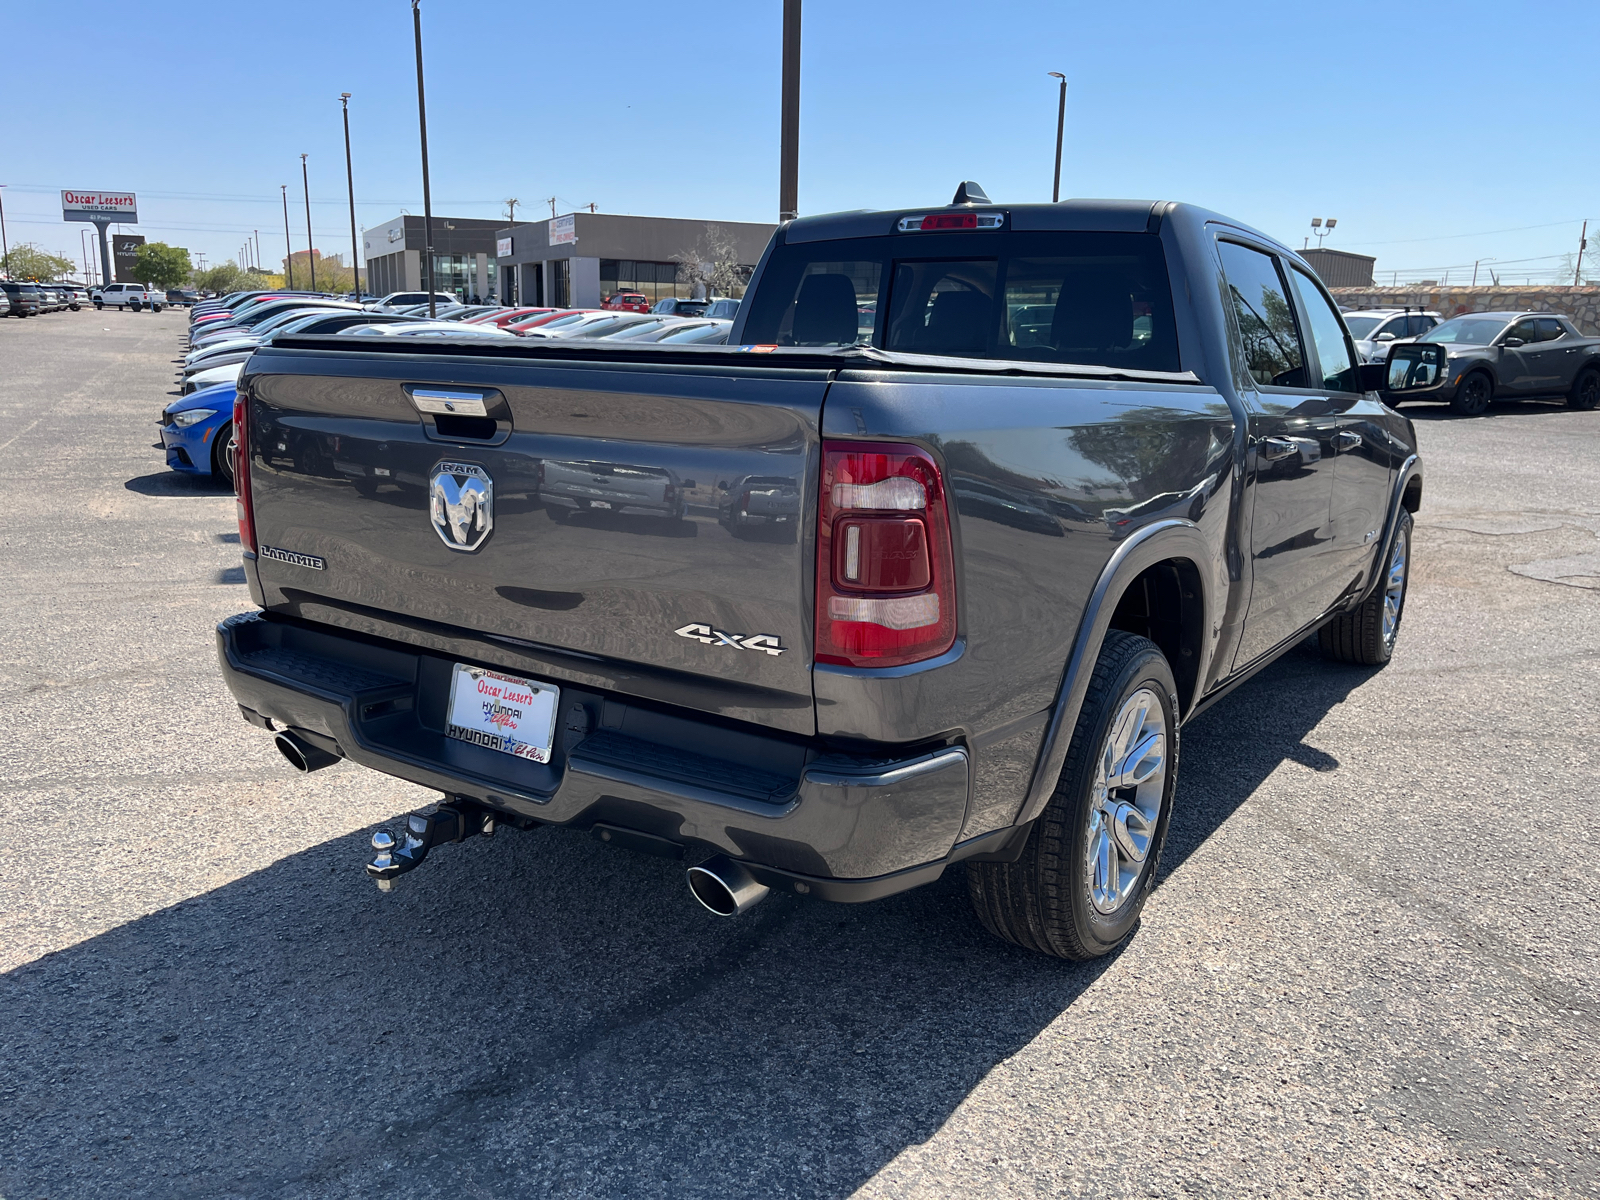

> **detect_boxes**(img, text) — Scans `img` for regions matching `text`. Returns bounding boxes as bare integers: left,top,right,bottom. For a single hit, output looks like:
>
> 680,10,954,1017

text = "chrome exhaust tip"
274,730,340,773
686,855,771,917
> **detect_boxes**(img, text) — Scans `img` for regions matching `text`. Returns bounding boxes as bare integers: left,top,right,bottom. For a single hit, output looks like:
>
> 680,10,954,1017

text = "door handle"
1259,436,1300,462
1333,429,1363,451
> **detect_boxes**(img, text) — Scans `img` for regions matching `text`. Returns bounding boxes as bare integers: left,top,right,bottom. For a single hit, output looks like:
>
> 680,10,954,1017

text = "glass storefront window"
600,259,686,303
427,255,496,302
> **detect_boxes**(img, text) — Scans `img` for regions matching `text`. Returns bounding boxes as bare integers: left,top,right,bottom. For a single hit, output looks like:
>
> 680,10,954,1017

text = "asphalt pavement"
1,309,1596,1199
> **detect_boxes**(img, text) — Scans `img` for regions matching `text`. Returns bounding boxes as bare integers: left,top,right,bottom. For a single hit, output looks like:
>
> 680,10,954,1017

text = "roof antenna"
951,181,989,206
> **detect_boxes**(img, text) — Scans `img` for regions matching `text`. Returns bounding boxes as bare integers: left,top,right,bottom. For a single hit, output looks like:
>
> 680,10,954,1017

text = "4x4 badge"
675,623,787,657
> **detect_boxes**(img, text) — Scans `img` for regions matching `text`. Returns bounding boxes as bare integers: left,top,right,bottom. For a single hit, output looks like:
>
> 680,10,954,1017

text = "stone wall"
1329,286,1600,336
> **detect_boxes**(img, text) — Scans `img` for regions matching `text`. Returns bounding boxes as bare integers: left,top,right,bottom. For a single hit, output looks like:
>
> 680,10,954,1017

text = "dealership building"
495,212,775,308
360,215,506,299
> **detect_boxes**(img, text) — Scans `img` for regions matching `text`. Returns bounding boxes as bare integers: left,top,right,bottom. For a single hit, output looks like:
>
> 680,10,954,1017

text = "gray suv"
0,282,43,317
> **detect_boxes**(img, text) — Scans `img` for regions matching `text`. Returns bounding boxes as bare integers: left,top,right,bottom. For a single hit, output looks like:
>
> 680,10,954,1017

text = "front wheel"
968,630,1178,960
1567,366,1600,411
1320,510,1412,666
1451,371,1493,416
94,301,103,309
152,303,163,312
211,422,234,487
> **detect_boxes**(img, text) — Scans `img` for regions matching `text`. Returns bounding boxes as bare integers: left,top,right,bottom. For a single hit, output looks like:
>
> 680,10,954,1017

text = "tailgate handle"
409,388,489,417
405,385,512,445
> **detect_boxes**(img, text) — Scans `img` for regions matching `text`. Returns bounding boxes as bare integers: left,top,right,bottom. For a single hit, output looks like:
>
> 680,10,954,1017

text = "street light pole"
412,0,437,318
341,93,361,298
282,185,294,289
301,154,316,291
1048,72,1066,202
0,184,9,277
778,0,801,222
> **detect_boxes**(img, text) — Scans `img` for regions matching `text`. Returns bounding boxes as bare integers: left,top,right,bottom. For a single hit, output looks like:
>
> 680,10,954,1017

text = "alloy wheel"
1086,687,1168,915
1383,527,1409,648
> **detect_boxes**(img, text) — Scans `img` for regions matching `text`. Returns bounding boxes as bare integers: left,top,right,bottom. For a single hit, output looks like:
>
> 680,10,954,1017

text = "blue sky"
3,0,1597,284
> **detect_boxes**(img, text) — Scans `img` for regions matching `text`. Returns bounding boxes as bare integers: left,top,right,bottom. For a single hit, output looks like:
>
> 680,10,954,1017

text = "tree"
280,250,356,294
673,228,748,300
192,262,281,295
2,242,77,282
1555,250,1600,286
133,242,192,290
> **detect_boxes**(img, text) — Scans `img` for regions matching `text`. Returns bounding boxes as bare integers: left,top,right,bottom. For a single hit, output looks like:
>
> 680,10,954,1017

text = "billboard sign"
548,215,575,247
62,190,138,223
113,234,146,282
496,236,514,258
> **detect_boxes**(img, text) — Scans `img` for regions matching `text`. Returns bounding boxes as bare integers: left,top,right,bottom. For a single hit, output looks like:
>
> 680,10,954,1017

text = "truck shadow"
0,644,1363,1199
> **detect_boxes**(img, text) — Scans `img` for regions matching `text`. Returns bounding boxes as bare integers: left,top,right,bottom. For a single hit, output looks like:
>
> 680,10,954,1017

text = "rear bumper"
217,610,996,901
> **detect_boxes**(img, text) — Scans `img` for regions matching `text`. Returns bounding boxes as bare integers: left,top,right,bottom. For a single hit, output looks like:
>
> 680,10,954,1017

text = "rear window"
742,230,1180,371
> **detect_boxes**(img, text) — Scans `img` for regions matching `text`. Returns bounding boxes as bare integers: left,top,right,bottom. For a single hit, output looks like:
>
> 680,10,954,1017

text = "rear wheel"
94,301,103,309
967,630,1177,960
1320,510,1412,666
1567,366,1600,411
1451,371,1493,416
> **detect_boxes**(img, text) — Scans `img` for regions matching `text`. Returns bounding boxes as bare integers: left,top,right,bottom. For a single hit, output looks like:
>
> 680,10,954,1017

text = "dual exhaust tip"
270,728,773,917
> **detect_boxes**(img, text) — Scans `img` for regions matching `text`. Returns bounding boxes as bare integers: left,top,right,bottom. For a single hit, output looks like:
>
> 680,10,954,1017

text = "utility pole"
1048,72,1066,202
1575,220,1588,286
412,0,436,317
778,0,801,222
253,230,260,271
505,197,519,224
341,93,361,297
0,184,8,277
301,153,316,290
548,197,557,219
282,185,294,288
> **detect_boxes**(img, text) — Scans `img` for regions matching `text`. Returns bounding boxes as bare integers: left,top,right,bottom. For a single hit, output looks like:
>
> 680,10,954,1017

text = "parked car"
369,291,458,311
651,297,709,317
652,319,731,344
702,297,742,321
0,282,43,316
503,309,600,335
93,283,164,311
183,361,246,395
218,185,1447,960
463,306,557,329
167,289,201,307
602,291,651,313
0,292,10,317
1343,309,1440,364
1394,310,1600,415
159,381,238,484
533,312,662,340
64,286,90,310
333,321,516,340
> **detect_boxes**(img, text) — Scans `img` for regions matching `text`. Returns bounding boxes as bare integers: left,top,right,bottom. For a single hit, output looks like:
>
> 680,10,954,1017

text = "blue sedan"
160,382,236,486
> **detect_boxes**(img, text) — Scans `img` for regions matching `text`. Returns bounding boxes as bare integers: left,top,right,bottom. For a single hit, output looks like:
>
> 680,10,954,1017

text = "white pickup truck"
92,283,164,312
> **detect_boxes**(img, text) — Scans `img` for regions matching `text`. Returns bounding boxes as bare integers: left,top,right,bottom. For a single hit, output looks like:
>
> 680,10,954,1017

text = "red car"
464,306,557,329
504,308,599,335
602,291,650,313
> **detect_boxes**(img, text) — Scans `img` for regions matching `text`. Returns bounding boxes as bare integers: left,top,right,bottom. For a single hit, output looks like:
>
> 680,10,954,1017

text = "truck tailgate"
243,345,828,733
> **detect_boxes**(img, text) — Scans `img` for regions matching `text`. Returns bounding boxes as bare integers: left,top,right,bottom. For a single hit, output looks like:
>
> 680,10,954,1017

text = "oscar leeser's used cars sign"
62,190,138,222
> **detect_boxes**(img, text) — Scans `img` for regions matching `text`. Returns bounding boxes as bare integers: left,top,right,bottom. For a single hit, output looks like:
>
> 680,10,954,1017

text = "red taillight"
816,441,956,668
921,212,978,230
233,392,256,553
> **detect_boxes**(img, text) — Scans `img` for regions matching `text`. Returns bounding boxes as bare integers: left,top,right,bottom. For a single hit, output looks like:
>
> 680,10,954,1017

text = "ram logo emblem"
675,623,787,657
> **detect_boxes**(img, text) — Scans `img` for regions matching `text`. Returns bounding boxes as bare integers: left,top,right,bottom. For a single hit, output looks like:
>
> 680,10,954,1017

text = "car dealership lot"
1,313,1596,1198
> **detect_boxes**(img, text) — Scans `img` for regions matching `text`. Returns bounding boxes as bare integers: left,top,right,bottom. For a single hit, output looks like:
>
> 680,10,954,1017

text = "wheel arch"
1014,519,1213,828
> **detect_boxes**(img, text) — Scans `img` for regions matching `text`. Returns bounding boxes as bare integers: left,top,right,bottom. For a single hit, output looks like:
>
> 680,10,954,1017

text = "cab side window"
1290,269,1360,393
1410,315,1439,337
1217,241,1306,388
1505,319,1539,344
1535,317,1565,342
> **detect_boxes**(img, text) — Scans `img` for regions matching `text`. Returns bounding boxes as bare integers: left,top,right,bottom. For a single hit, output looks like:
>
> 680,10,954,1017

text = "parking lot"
1,310,1596,1198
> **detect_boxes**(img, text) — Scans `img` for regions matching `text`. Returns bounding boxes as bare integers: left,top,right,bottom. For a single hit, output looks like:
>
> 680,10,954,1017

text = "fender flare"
1360,454,1422,604
1015,518,1213,827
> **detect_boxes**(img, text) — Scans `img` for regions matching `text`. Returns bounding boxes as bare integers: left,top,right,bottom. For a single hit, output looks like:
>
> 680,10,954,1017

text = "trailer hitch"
367,800,496,891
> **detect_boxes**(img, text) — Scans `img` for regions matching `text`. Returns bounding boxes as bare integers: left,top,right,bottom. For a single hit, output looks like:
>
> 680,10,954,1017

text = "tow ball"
367,800,497,891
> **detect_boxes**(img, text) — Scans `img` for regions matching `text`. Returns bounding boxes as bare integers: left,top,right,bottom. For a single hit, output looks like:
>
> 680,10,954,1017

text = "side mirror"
1501,337,1525,348
1374,330,1396,342
1373,342,1448,396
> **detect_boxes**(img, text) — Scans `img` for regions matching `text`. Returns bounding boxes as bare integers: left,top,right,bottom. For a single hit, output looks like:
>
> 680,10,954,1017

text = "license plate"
445,664,559,763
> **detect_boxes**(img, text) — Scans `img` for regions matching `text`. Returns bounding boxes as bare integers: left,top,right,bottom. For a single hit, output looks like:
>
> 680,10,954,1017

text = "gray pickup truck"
216,185,1445,960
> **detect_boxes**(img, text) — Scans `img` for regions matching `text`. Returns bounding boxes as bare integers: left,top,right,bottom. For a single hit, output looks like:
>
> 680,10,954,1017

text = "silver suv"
1343,308,1441,364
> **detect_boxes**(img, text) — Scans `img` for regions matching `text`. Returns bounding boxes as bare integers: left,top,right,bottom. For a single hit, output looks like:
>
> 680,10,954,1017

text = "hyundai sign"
62,190,138,223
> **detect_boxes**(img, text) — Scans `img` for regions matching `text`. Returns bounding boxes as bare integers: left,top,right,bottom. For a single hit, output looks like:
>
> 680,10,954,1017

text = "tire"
1451,371,1493,416
1567,366,1600,411
967,630,1178,960
152,304,163,313
211,422,234,488
94,301,103,310
1319,509,1412,666
130,300,142,312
